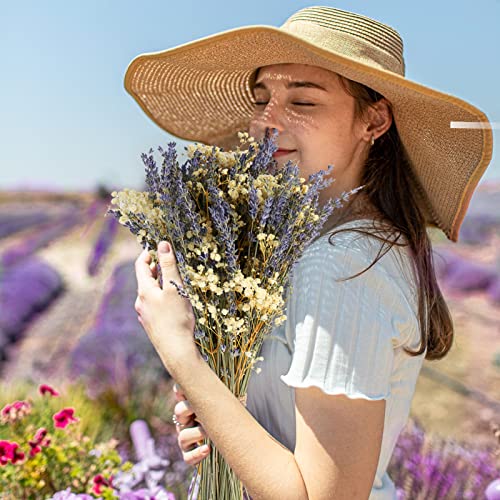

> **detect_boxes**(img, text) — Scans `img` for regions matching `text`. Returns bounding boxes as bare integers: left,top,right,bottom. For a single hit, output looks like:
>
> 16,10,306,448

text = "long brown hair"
332,76,454,361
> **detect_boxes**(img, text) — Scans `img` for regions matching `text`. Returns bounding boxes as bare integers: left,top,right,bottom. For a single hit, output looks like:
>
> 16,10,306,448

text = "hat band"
281,20,405,76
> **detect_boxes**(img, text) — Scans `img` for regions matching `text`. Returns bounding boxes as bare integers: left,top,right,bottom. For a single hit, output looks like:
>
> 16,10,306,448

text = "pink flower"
1,400,31,423
52,408,79,429
0,441,13,466
39,384,59,397
28,427,50,456
10,443,25,464
34,428,47,442
1,404,12,417
0,442,25,465
92,474,112,495
29,445,41,457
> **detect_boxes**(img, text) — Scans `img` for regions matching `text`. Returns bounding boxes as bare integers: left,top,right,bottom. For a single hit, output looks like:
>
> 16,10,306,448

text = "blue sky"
1,0,499,190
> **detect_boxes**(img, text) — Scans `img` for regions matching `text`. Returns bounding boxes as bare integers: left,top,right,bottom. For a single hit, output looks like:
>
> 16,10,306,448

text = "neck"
319,192,383,236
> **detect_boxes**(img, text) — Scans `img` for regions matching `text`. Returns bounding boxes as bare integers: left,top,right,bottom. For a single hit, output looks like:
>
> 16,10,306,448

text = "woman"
128,6,493,499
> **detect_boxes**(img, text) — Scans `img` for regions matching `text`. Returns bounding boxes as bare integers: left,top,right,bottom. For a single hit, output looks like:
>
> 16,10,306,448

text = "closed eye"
254,101,315,106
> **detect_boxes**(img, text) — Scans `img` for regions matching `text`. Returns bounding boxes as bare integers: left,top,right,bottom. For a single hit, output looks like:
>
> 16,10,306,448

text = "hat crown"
281,6,405,76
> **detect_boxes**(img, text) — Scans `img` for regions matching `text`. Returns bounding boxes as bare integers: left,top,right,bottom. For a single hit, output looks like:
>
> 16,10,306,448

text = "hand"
134,241,197,365
173,382,211,466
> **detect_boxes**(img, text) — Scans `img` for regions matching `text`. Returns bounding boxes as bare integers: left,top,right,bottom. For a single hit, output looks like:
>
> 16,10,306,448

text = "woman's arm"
168,348,309,499
168,347,385,500
135,244,385,499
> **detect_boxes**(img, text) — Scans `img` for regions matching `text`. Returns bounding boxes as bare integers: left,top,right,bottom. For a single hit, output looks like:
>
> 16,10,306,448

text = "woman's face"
248,64,383,201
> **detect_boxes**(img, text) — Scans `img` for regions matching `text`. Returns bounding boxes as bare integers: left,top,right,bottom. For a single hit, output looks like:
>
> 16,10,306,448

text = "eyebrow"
253,80,328,92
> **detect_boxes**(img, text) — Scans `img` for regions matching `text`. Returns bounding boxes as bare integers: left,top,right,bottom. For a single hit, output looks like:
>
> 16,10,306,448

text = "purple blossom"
388,418,499,499
1,208,82,267
259,196,274,229
142,149,160,202
0,257,63,354
70,260,166,400
49,489,94,500
207,184,238,274
248,185,259,220
0,212,52,239
87,215,119,276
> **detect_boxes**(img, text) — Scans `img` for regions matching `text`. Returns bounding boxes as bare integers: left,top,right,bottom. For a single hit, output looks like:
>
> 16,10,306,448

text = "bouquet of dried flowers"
108,130,362,499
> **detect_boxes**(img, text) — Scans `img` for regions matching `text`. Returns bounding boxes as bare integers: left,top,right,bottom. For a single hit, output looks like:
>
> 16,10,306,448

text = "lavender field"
0,185,499,499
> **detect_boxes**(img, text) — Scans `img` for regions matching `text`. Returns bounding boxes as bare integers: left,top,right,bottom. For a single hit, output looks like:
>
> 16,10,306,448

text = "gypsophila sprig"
108,128,363,500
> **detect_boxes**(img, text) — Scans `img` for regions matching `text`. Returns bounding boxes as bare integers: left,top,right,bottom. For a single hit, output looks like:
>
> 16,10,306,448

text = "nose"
249,98,285,139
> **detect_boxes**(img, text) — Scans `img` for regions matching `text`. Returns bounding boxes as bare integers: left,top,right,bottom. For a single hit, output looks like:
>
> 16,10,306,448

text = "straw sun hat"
124,5,493,242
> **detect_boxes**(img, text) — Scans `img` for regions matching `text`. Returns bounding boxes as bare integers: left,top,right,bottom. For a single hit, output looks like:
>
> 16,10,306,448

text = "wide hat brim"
124,25,493,242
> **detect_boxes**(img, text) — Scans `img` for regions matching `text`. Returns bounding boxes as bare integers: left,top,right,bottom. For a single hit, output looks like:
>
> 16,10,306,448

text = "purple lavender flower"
87,215,119,276
142,149,160,202
258,196,274,229
70,260,166,399
248,185,259,220
1,208,82,267
0,212,52,239
49,489,94,500
388,418,500,499
248,128,278,177
0,257,63,352
207,184,238,274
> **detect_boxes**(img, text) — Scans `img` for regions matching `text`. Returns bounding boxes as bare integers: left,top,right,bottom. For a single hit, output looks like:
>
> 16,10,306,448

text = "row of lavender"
434,247,500,304
0,199,119,365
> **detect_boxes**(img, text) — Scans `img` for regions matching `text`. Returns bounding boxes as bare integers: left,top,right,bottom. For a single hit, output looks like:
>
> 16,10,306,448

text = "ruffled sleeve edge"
279,375,391,401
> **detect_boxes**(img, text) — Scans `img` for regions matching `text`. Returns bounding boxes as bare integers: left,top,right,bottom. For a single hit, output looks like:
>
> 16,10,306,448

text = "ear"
362,98,393,142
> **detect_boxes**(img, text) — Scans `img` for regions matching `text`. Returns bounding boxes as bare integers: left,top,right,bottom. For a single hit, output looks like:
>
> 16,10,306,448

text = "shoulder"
288,219,419,346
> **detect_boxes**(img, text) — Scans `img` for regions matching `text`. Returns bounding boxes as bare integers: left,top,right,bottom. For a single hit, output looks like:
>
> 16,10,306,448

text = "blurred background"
1,1,499,498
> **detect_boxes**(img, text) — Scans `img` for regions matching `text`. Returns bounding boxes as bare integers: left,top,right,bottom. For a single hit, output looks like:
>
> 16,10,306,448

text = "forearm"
163,344,309,500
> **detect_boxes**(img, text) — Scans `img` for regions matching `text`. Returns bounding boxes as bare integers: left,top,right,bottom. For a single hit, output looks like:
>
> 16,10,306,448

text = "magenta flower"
53,408,79,429
8,442,25,464
34,427,47,442
1,400,31,423
92,474,113,495
29,444,41,458
28,427,50,457
0,441,13,466
39,384,60,397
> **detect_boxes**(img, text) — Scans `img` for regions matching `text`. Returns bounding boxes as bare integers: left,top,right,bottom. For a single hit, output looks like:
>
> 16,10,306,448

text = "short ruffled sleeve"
280,229,418,401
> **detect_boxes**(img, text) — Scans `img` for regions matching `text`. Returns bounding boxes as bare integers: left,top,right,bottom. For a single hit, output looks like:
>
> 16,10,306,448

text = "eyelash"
254,101,315,107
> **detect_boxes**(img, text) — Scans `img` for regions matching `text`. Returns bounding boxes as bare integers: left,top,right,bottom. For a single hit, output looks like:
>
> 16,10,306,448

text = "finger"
135,249,158,293
150,261,158,279
174,400,195,425
156,241,185,290
182,443,211,466
177,425,207,452
175,416,196,436
173,383,187,402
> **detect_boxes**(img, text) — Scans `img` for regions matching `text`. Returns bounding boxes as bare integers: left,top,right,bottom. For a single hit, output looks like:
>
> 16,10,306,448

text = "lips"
272,149,296,158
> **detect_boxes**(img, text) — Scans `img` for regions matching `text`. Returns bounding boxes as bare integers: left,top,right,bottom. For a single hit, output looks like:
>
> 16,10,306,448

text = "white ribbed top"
246,219,426,499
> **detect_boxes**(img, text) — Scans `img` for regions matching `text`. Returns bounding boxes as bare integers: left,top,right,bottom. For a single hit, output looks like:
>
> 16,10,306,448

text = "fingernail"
158,241,170,254
200,445,210,453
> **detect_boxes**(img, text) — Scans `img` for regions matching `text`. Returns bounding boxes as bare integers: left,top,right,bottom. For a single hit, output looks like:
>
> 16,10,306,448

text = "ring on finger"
172,414,184,427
